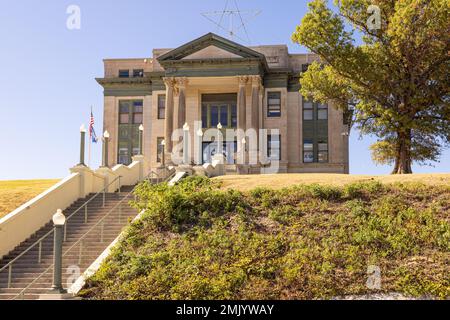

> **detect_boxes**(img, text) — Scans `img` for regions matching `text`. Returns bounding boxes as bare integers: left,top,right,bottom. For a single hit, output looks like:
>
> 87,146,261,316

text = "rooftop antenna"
201,0,261,44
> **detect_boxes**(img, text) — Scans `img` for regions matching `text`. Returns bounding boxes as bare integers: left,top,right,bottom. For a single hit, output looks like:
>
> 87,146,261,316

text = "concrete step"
0,293,40,300
0,185,141,300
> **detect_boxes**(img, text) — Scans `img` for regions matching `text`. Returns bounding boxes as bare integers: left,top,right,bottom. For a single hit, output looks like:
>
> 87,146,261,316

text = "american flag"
89,109,98,143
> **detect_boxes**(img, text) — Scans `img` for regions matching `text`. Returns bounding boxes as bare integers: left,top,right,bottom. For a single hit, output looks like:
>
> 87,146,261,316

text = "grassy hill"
80,176,449,300
215,173,450,191
0,179,60,219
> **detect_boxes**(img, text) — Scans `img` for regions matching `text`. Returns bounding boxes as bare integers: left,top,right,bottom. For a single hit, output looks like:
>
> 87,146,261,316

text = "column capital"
175,77,189,88
237,76,249,87
250,75,262,87
163,77,176,88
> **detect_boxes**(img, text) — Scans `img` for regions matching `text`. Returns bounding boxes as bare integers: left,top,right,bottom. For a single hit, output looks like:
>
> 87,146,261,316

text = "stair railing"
63,176,122,242
11,169,171,300
0,175,121,292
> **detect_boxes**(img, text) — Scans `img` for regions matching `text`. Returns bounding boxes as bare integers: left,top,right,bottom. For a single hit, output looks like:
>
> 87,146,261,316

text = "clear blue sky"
0,0,448,180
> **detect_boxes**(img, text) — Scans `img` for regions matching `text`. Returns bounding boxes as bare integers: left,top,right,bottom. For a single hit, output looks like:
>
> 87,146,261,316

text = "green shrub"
343,181,385,199
79,178,450,300
306,184,342,200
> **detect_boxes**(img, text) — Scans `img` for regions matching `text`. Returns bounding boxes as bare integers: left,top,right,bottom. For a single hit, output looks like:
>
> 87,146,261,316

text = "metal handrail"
63,175,122,240
12,189,135,300
11,169,170,300
0,176,122,282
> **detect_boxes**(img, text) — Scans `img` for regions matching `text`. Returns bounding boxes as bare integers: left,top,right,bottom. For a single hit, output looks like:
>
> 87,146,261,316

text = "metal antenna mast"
201,0,261,44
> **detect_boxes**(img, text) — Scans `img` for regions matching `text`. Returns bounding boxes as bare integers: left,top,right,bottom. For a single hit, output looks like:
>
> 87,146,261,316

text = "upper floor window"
133,69,144,78
201,104,237,128
118,100,144,165
158,95,166,119
133,101,143,124
318,103,328,120
119,104,130,124
302,64,311,73
119,100,143,124
303,101,314,120
303,100,328,121
267,92,281,117
119,69,129,78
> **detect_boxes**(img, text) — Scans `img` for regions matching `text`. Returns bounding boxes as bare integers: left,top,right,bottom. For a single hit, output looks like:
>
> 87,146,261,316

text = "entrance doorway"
201,93,238,164
202,141,237,164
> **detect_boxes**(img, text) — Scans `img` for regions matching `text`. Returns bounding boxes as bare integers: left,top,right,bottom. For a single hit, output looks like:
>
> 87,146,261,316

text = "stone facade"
97,33,350,175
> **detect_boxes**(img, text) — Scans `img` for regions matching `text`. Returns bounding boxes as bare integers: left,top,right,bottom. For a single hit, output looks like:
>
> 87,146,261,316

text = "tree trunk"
392,130,413,174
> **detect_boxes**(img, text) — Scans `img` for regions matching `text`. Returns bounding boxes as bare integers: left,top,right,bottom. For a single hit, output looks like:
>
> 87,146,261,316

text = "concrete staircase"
0,185,139,300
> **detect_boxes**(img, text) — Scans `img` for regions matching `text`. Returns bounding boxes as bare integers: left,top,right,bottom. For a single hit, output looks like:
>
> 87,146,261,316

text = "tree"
292,0,450,174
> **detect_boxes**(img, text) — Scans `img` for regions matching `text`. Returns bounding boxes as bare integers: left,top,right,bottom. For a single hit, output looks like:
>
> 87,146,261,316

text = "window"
118,100,144,165
302,64,310,73
157,137,164,163
304,100,328,121
303,98,329,164
267,92,281,117
303,140,329,163
119,69,129,78
201,94,237,128
318,141,328,163
303,100,313,120
220,105,228,127
132,148,140,156
267,134,281,161
202,105,208,128
133,69,144,78
119,104,130,124
210,106,219,127
133,101,143,124
231,104,237,128
303,140,314,163
118,148,129,165
318,103,328,120
158,95,166,119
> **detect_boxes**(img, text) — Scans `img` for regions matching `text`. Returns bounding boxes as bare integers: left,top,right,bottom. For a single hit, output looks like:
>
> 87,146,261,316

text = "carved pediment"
182,45,242,60
157,33,265,62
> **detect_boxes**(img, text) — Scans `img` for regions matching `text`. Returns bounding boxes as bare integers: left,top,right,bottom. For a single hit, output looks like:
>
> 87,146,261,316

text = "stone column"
175,77,188,130
163,77,175,155
250,76,262,166
237,76,248,132
237,76,248,165
250,76,261,132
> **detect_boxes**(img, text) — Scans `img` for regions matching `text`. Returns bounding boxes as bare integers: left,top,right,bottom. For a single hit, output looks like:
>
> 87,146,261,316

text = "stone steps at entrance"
0,185,140,300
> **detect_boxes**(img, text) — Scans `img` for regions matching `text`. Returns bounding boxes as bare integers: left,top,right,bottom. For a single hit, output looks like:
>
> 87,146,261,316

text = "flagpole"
88,106,92,167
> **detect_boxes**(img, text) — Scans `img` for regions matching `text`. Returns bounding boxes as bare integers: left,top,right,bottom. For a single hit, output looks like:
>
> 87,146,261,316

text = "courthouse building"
96,33,350,174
